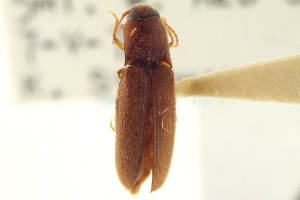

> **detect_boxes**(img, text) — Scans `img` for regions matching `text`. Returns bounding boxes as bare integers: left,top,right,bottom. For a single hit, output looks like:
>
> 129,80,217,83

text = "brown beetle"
109,3,178,194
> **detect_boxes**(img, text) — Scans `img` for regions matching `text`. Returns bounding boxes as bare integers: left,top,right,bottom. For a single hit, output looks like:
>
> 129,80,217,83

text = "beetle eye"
127,11,136,21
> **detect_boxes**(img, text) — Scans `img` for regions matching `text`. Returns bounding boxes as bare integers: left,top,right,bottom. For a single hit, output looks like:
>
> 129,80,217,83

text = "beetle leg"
108,10,131,51
117,68,126,80
110,117,115,132
160,17,178,48
159,60,171,67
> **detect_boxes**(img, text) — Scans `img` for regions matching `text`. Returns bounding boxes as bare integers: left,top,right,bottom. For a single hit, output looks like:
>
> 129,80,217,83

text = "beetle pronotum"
109,3,178,194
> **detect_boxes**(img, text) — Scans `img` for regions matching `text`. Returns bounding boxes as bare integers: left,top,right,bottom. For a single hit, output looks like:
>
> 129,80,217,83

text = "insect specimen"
109,3,178,194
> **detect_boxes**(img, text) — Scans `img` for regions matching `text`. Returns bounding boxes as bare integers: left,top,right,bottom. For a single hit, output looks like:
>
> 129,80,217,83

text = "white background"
1,0,300,199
